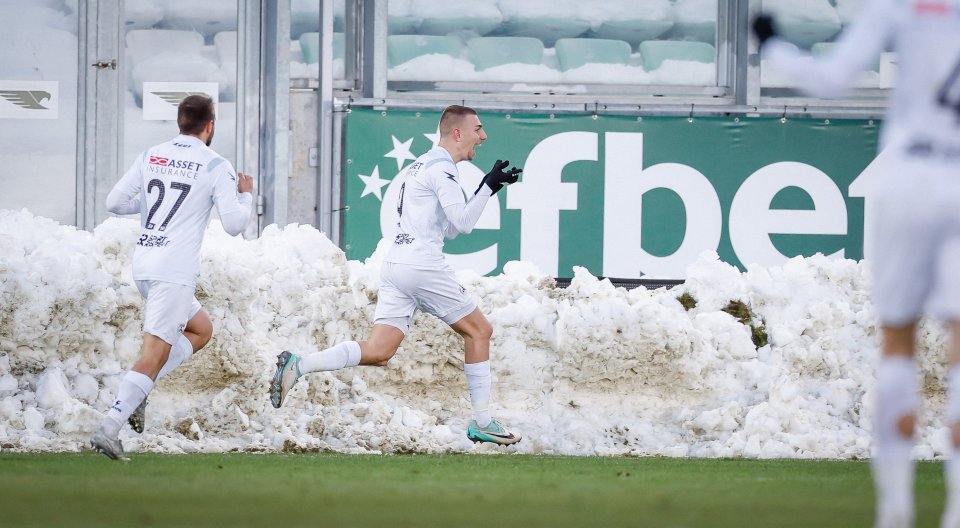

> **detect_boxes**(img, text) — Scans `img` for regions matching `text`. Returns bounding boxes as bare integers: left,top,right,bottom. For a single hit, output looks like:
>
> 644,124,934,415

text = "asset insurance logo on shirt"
142,82,219,121
0,80,58,119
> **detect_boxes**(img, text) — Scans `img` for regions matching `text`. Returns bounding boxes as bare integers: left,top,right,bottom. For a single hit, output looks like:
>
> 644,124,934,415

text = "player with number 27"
90,94,253,461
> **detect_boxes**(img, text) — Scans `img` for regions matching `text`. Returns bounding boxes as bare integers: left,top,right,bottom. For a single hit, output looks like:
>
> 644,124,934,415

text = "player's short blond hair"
438,105,478,136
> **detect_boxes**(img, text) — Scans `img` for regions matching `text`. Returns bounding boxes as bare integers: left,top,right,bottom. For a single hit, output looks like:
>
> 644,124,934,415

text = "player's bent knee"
475,319,493,341
199,326,213,347
362,346,397,366
185,314,213,350
455,317,493,341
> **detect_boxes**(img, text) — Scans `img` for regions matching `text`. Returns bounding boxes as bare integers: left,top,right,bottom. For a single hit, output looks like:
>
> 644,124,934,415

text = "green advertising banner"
343,109,880,279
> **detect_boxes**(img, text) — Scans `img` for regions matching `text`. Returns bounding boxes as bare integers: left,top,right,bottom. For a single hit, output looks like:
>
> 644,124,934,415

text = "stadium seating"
214,31,237,63
413,0,502,37
126,29,221,100
387,0,420,34
123,0,164,30
387,35,462,68
499,18,590,47
639,40,715,71
214,31,237,100
590,19,674,47
289,0,345,40
0,25,77,80
126,29,204,64
467,36,543,71
418,15,502,37
554,38,631,71
764,0,842,49
298,32,345,65
389,15,420,35
161,0,237,37
779,21,841,49
129,52,224,101
670,0,718,44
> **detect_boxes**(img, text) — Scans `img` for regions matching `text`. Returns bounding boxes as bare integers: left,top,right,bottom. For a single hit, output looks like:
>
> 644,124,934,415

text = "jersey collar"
173,134,206,147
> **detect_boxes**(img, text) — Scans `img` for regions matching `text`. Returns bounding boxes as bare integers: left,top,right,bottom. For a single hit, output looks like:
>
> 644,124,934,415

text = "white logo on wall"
0,81,58,119
142,82,219,121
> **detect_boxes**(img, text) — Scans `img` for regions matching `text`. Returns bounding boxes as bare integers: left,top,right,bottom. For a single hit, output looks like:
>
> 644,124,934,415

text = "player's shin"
871,356,918,526
298,341,361,374
465,360,492,427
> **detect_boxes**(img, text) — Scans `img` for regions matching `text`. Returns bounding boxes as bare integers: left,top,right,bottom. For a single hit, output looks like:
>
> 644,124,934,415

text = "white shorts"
373,262,477,334
135,280,202,345
870,154,960,326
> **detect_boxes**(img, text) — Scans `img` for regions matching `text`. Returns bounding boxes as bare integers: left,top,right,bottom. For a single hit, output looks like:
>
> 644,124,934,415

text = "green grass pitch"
0,453,946,527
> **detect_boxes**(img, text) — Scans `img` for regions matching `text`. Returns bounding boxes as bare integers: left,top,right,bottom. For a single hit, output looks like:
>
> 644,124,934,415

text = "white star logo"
424,128,441,148
384,136,417,170
358,166,390,200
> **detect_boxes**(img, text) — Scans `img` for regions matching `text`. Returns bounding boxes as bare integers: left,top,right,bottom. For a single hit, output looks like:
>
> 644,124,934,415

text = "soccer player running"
90,95,254,460
754,3,960,527
270,105,523,445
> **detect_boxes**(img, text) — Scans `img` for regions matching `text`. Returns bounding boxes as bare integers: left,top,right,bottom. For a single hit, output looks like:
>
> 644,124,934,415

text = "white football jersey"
765,0,960,153
107,134,252,286
385,147,489,270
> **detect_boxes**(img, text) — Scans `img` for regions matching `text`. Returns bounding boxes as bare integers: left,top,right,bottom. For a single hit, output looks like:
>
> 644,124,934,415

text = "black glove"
476,159,522,195
752,14,777,47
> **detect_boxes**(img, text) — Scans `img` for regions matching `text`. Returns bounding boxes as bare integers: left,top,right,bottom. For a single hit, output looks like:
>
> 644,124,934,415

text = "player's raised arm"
754,0,894,99
441,159,522,235
213,166,254,236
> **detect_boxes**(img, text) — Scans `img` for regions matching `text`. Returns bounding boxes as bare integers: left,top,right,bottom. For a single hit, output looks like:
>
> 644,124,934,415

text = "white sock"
102,371,154,436
464,360,491,428
298,341,361,374
943,366,960,525
156,334,194,380
871,356,918,523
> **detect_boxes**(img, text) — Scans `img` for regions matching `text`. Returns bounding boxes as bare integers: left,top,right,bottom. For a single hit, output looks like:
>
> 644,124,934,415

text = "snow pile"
0,209,952,458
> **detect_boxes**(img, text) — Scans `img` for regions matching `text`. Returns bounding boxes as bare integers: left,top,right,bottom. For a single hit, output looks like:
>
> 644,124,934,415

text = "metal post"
718,0,749,106
317,0,336,238
78,0,121,230
745,0,762,107
360,0,387,100
259,0,291,230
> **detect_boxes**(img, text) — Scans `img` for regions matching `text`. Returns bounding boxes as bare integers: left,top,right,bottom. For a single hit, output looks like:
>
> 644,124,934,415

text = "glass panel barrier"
290,0,347,80
385,0,720,92
0,0,78,225
122,0,239,171
759,0,893,96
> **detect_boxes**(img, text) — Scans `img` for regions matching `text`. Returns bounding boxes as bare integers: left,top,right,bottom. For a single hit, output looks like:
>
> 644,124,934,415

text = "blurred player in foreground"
755,2,960,527
269,105,523,445
91,95,253,460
